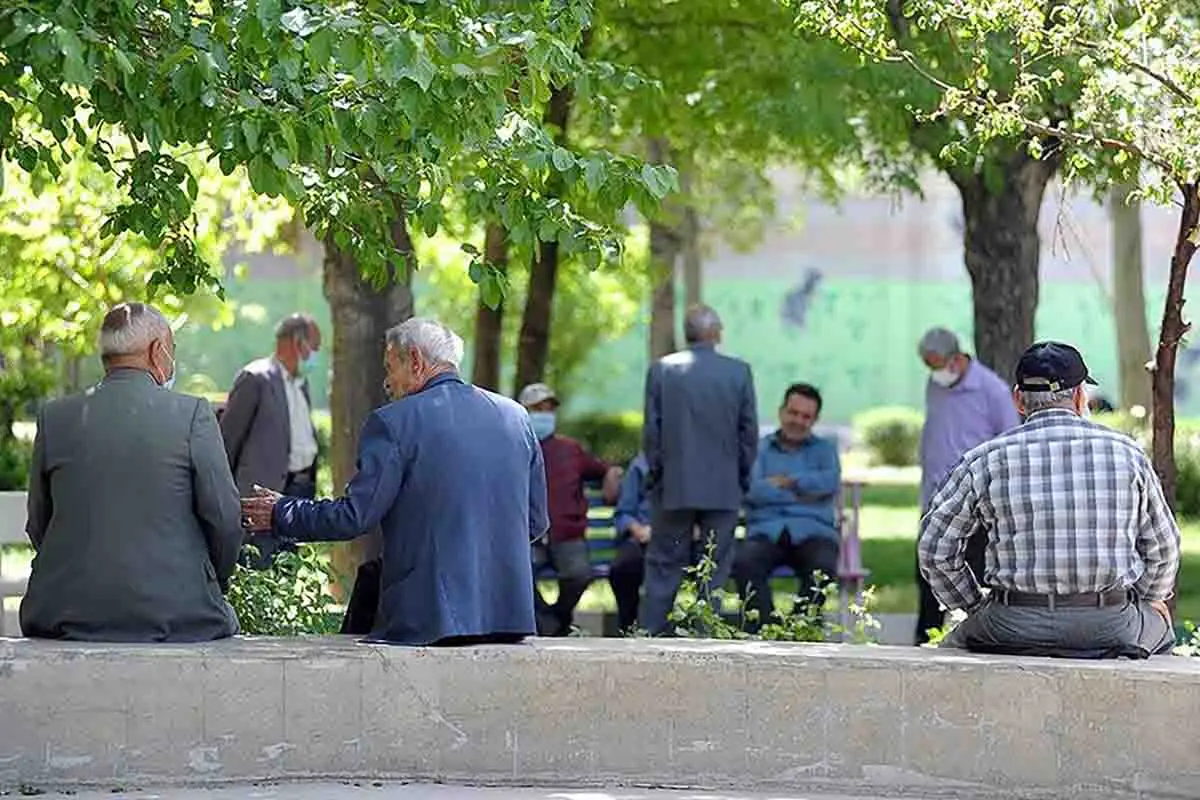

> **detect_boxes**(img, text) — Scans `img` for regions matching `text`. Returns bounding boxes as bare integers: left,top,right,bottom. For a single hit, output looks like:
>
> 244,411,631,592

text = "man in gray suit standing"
21,303,242,641
220,313,321,566
639,305,758,635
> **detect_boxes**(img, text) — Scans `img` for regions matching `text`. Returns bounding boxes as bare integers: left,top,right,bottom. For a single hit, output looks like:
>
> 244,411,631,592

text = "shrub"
559,411,644,467
0,436,32,491
226,545,341,635
853,406,924,467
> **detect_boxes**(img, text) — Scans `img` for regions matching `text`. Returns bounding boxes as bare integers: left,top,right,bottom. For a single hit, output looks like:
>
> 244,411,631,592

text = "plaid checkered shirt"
918,409,1180,611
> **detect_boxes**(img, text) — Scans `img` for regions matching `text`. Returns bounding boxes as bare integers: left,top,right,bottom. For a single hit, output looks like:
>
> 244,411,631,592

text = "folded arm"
613,462,647,535
790,442,841,500
273,413,403,542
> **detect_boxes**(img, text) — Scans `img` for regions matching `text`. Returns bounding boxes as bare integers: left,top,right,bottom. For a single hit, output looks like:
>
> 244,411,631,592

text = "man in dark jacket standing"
639,305,759,635
22,303,242,642
242,317,548,645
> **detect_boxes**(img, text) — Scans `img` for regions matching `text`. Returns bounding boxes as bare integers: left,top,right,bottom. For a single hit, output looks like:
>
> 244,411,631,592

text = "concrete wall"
3,637,1200,798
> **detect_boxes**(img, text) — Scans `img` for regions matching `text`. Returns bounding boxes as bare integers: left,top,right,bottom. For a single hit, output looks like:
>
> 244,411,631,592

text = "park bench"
535,480,871,629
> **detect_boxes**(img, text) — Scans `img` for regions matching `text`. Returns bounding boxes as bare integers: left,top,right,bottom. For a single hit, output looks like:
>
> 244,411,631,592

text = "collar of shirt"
272,357,302,386
769,430,817,452
410,370,462,397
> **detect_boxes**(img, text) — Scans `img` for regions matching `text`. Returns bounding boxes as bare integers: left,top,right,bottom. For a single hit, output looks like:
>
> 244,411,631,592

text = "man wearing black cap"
919,341,1180,658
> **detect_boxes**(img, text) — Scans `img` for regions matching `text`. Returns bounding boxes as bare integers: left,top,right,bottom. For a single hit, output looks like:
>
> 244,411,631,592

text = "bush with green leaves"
1093,412,1200,518
658,538,880,644
853,407,924,467
226,546,340,636
559,411,644,468
0,436,32,491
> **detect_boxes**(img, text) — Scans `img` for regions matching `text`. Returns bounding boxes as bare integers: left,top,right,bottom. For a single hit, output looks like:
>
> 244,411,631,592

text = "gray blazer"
21,369,242,642
643,344,759,511
220,357,315,494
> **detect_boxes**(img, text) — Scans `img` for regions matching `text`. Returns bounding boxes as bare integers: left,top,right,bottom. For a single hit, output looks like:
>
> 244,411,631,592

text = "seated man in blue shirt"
609,453,653,632
734,383,841,631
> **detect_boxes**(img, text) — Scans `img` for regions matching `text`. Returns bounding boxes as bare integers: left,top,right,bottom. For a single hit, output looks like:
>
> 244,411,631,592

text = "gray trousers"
638,507,739,636
941,596,1175,659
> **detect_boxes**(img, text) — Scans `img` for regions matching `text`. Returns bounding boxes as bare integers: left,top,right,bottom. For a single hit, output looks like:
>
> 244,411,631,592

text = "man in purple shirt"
915,327,1020,643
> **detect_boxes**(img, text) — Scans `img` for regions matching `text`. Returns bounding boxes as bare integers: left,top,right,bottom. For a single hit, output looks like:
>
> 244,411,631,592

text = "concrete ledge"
2,637,1200,798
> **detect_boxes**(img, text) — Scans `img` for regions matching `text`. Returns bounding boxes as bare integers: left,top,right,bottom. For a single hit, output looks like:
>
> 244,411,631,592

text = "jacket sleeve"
612,461,646,535
744,446,794,507
25,408,50,549
642,363,663,486
219,368,261,474
528,424,550,542
273,412,404,542
737,364,759,492
190,399,244,589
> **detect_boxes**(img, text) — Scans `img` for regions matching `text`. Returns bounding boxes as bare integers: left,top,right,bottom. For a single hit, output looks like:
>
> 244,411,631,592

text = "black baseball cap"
1014,341,1097,392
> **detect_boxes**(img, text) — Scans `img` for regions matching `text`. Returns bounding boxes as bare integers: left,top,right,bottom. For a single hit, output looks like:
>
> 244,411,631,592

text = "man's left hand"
601,466,624,504
767,475,795,490
241,485,282,532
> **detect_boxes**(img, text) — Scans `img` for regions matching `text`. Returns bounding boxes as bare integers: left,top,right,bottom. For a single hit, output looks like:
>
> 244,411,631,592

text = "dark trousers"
609,539,646,633
915,526,987,644
734,532,840,633
244,469,316,570
341,556,382,635
532,539,591,636
638,507,739,636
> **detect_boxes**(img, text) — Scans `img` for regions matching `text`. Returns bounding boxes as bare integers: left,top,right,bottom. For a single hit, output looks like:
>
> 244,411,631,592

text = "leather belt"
996,588,1130,609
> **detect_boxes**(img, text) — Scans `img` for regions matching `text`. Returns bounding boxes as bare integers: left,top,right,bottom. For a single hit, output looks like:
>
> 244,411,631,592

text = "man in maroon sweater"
520,383,623,635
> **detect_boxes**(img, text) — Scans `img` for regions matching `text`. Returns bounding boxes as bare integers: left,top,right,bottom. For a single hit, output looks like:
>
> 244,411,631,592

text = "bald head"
684,304,723,346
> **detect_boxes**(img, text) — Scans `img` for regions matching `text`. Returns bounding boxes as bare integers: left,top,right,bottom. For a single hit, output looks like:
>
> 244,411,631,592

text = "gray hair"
1020,388,1077,414
918,327,962,358
275,313,315,344
99,302,170,358
386,317,464,369
684,304,722,344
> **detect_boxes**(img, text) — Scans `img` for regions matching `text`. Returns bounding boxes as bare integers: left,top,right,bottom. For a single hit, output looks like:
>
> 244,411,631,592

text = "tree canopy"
0,0,677,296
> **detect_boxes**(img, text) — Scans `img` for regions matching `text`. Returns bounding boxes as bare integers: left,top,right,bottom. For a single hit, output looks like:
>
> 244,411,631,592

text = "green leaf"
551,147,575,171
1,13,33,47
278,119,299,160
242,119,261,152
640,164,674,200
405,53,436,91
270,148,291,170
468,260,483,282
461,242,480,256
280,8,309,35
256,0,282,30
56,28,93,86
583,158,605,192
481,275,502,309
112,48,135,76
308,28,334,65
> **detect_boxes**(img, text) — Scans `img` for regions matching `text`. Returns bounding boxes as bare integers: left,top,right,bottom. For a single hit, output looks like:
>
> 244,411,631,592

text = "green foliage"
559,411,643,467
1093,412,1200,518
0,437,32,491
662,539,880,643
1176,621,1200,656
853,406,924,467
417,222,647,398
0,0,674,296
226,546,339,636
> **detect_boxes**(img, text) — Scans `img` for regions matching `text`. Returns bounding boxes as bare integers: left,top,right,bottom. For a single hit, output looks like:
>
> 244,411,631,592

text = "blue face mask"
528,411,557,440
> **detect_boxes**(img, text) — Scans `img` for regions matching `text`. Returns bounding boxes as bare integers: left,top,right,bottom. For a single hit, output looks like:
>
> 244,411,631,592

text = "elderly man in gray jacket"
639,305,758,635
21,303,242,642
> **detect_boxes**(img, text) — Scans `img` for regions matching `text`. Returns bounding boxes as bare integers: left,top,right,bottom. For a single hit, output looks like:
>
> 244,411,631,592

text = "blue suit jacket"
273,372,548,644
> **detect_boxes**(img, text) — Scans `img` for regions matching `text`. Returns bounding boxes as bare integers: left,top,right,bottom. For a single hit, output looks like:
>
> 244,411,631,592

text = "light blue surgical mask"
528,411,557,440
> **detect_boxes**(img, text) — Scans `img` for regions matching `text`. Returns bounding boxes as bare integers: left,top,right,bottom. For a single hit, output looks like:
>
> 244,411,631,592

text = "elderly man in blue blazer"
242,317,548,645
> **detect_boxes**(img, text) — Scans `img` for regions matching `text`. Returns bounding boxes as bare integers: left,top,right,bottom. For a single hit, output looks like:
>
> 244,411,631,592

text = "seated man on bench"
734,383,841,631
921,342,1180,658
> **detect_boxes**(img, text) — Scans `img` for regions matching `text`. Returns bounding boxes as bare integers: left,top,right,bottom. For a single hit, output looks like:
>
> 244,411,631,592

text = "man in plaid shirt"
920,341,1180,658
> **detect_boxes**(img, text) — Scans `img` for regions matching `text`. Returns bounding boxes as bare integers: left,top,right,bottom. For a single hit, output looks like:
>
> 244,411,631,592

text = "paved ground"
29,783,937,800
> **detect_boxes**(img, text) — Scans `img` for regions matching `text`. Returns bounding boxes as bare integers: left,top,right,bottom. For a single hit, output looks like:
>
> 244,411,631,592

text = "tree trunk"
647,137,681,359
1110,181,1153,412
471,223,507,391
322,206,415,595
954,156,1056,384
681,203,702,308
1151,183,1200,513
514,84,572,395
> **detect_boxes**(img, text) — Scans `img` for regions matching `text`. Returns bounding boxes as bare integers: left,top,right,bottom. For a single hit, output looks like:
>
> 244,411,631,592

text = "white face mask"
929,368,958,388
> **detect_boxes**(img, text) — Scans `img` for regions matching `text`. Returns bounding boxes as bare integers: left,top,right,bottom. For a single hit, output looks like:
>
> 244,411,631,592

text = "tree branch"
1072,38,1195,105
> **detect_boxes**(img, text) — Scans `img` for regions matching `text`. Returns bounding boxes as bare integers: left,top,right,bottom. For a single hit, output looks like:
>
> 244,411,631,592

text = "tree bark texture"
1110,182,1153,412
647,137,682,359
954,155,1056,386
471,223,508,392
321,208,415,593
1151,183,1200,514
514,83,572,395
681,204,702,308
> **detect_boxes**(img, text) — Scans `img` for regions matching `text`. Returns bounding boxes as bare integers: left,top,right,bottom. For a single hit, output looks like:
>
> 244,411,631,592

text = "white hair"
386,317,464,369
918,327,961,358
684,305,722,344
1020,388,1077,414
99,302,171,358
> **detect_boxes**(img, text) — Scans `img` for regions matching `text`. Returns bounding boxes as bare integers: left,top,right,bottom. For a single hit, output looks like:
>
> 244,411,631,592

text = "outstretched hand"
241,484,282,532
